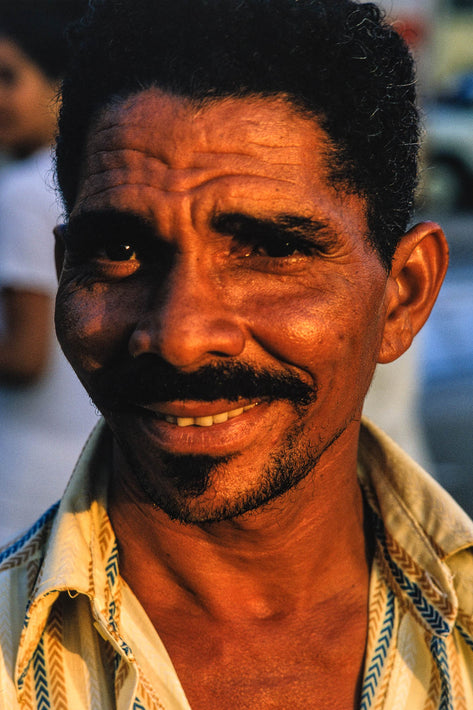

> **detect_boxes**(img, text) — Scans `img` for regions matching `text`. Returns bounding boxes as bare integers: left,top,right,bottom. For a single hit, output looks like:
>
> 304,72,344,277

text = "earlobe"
378,221,449,364
54,224,67,282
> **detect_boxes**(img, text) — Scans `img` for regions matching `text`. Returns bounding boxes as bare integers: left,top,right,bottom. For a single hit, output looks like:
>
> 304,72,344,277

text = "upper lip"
137,398,262,418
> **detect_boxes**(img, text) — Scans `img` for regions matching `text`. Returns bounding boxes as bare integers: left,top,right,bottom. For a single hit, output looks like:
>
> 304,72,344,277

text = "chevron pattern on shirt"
374,515,451,637
0,503,59,568
360,587,396,709
431,636,454,710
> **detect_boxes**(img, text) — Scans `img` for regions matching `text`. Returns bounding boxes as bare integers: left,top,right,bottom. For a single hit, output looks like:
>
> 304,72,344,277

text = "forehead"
74,89,367,237
87,89,325,160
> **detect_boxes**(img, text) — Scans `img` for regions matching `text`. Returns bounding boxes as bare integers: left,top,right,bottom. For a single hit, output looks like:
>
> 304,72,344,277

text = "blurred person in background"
0,0,96,545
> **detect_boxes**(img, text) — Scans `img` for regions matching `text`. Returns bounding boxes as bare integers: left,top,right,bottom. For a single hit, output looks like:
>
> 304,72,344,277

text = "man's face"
55,89,390,523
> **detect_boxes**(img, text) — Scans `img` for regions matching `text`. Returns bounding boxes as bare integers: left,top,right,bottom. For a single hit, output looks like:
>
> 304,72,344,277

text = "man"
1,0,472,707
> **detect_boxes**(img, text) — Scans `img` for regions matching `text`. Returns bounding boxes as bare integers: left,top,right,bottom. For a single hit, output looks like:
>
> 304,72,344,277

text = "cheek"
244,281,386,381
11,90,34,123
55,281,136,373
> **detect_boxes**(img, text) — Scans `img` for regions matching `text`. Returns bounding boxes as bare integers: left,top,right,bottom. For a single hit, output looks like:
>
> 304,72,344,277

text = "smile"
127,399,275,457
144,403,259,427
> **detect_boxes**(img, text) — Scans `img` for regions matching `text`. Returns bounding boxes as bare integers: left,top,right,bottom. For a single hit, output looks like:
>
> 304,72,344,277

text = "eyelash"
63,236,142,282
63,227,327,284
229,229,327,265
97,242,138,262
235,241,317,259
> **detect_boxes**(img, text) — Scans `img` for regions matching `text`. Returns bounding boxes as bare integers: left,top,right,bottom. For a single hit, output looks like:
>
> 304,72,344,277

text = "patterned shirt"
1,418,473,709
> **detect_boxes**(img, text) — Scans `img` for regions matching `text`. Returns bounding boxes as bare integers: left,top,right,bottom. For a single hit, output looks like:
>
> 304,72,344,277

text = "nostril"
128,310,246,367
128,329,153,359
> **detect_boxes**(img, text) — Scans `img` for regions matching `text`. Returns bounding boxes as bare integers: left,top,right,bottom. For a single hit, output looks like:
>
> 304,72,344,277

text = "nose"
128,257,246,368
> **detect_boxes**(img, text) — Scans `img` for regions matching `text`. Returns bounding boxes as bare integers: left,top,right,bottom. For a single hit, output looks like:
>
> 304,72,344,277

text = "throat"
110,435,372,619
148,595,369,710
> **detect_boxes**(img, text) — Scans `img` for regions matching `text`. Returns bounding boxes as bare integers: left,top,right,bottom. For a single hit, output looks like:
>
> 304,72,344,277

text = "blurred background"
366,0,473,515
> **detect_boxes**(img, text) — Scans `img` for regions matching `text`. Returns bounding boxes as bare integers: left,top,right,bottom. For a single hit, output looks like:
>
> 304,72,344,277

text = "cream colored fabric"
1,418,473,709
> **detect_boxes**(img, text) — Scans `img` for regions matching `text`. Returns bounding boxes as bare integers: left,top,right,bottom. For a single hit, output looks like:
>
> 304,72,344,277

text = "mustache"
88,354,316,411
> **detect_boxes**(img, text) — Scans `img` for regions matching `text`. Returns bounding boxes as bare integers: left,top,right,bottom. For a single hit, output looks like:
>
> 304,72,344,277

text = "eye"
250,238,313,258
63,234,142,281
100,241,137,262
217,214,324,264
235,235,315,260
0,66,17,88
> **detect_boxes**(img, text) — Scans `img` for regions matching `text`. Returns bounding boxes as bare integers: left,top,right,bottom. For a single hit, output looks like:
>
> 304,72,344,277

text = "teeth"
227,407,244,419
212,411,229,424
176,417,194,427
194,416,214,427
163,403,257,427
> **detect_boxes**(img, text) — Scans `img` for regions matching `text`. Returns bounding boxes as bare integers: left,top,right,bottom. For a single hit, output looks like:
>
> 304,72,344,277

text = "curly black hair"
56,0,420,269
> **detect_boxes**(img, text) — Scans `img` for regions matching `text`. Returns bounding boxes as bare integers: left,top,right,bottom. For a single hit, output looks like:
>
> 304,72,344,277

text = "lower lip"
127,401,273,456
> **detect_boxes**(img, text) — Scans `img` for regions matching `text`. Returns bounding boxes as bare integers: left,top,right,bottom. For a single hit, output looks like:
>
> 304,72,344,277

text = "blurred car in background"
416,71,473,514
420,71,473,211
416,210,473,516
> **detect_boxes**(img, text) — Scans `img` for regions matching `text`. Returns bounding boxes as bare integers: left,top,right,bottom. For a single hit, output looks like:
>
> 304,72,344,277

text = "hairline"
72,84,383,268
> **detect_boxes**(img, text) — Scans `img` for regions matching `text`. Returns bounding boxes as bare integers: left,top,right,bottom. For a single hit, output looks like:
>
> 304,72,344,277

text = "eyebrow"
65,209,155,246
211,211,339,249
65,208,339,252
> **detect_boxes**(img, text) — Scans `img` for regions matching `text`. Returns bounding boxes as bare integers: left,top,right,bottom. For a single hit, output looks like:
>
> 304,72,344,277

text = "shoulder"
0,149,55,196
0,502,59,569
360,418,473,642
0,149,59,223
0,505,59,649
0,150,62,285
359,417,473,556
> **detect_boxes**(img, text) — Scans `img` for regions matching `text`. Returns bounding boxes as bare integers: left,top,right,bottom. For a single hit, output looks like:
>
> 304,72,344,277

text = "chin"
128,443,322,525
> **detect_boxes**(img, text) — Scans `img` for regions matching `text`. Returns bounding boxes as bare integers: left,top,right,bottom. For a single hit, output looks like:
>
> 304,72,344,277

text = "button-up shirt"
1,418,473,709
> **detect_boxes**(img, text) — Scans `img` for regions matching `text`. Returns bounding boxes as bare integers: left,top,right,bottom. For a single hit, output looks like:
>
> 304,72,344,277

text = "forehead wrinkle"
77,91,348,230
79,140,304,205
77,173,301,211
86,134,309,172
93,96,314,163
86,145,305,176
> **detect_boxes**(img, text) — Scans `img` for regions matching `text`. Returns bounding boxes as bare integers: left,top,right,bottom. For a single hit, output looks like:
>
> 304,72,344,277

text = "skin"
0,37,60,384
0,288,53,384
55,89,448,708
0,38,58,157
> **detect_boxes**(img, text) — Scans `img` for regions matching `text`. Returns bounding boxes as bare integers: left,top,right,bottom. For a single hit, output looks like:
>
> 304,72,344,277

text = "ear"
378,221,449,364
53,224,66,281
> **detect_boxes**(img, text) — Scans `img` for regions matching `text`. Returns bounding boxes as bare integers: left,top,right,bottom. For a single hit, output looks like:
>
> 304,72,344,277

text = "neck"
109,427,372,624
